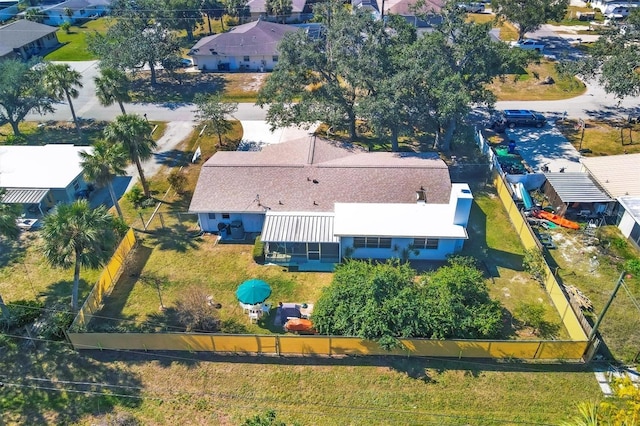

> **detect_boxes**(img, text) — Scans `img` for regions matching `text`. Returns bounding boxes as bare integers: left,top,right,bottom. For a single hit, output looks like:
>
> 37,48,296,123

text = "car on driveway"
510,39,545,52
180,58,193,67
491,110,547,130
457,2,485,13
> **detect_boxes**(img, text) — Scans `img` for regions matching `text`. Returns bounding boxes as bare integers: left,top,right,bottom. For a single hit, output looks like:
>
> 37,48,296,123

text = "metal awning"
544,173,613,204
0,188,49,204
262,212,338,243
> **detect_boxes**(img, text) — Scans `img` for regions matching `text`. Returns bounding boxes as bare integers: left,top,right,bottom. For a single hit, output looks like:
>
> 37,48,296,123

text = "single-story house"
189,20,298,72
41,0,109,26
589,0,639,17
247,0,311,23
189,136,473,271
0,19,60,60
581,153,640,240
617,197,640,250
541,172,614,217
0,144,92,215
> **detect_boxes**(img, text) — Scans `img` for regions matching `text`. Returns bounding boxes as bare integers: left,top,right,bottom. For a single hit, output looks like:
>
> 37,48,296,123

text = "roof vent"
313,201,318,205
416,190,426,204
312,179,319,184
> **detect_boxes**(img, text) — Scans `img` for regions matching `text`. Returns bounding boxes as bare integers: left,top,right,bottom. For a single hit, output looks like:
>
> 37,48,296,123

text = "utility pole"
589,271,626,341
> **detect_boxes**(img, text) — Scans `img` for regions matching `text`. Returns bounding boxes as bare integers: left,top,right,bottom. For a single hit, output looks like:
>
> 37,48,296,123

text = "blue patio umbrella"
236,279,272,305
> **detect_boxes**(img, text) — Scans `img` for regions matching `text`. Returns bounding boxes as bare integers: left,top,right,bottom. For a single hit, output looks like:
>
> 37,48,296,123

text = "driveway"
501,120,582,173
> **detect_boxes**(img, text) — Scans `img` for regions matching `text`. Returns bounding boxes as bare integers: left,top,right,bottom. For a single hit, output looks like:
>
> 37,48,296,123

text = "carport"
0,188,50,216
542,172,613,217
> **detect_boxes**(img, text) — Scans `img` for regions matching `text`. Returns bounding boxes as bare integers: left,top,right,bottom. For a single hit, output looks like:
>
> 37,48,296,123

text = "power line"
0,372,555,426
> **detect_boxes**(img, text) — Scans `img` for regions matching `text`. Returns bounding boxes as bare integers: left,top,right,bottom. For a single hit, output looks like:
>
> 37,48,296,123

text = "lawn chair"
261,303,271,315
248,309,261,323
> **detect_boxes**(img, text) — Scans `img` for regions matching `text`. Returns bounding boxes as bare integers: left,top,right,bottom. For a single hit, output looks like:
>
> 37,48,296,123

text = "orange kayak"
284,318,316,334
535,210,580,230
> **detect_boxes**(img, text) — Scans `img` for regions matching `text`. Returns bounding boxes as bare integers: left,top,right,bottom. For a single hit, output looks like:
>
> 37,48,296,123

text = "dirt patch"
244,74,266,92
551,231,601,277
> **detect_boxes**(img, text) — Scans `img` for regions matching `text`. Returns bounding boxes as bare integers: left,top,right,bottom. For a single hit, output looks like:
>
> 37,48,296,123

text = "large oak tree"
491,0,569,41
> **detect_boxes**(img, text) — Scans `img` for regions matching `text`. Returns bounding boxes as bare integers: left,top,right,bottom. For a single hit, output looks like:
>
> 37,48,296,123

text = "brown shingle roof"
190,20,298,57
189,137,452,213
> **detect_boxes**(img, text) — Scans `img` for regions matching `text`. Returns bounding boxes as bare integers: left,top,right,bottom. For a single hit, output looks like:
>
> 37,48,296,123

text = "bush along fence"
66,157,592,361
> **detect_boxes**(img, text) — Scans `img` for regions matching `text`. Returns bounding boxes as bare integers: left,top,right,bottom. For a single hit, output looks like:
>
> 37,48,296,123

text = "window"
272,55,278,62
413,238,439,250
353,237,392,249
72,180,79,190
222,213,230,219
243,56,250,62
208,213,216,220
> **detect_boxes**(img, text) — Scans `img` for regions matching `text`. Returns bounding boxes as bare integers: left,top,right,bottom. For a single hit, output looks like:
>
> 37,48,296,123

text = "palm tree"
104,114,156,198
41,200,117,311
43,63,84,137
94,68,131,115
80,141,129,219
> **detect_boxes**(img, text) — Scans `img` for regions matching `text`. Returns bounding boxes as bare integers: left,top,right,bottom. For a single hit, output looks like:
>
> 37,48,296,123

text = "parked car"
457,2,485,13
492,110,547,130
180,58,193,67
510,39,545,52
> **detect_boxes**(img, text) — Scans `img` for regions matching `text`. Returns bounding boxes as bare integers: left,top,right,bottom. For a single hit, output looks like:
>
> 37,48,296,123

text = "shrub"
60,21,71,33
252,235,264,263
0,299,44,330
125,186,145,207
625,259,640,276
523,248,547,284
41,308,74,340
175,287,220,332
514,302,560,338
168,170,187,194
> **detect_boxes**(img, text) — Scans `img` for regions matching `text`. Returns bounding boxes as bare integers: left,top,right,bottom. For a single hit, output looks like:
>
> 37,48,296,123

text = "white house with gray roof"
0,144,92,215
0,19,59,60
189,136,473,271
581,154,640,248
189,20,297,71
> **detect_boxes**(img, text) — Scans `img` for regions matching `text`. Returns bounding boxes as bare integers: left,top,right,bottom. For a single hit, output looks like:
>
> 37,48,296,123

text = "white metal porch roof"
262,211,339,243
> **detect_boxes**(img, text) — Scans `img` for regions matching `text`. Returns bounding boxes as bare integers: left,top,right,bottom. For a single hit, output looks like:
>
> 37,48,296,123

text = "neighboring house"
189,136,473,271
0,144,92,215
0,19,60,60
590,0,640,17
0,1,19,23
617,197,640,250
247,0,311,23
352,0,444,27
40,0,110,26
189,20,298,71
581,153,640,244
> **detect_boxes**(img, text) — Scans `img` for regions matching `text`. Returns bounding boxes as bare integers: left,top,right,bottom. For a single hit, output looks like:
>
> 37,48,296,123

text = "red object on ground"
534,210,580,230
284,318,316,334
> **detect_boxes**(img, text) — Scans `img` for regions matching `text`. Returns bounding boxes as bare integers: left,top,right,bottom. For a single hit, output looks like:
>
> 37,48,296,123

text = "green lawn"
557,119,640,156
45,18,110,61
488,60,587,101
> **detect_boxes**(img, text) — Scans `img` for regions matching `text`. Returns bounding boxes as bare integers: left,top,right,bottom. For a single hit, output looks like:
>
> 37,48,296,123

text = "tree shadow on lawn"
89,245,154,331
39,278,94,309
0,341,143,425
0,235,28,268
144,223,203,252
129,72,227,104
153,148,190,168
79,349,596,376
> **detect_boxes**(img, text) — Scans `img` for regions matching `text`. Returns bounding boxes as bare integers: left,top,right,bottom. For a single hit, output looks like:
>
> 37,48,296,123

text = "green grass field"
45,18,109,61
